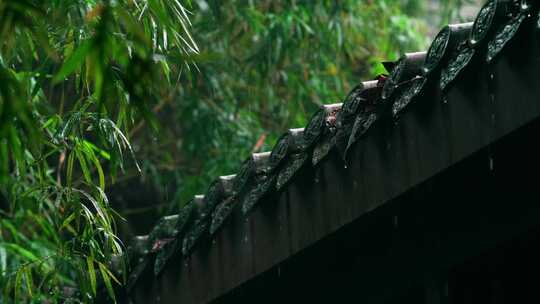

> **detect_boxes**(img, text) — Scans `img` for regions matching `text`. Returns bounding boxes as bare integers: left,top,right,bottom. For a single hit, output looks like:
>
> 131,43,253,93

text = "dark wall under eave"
216,110,540,304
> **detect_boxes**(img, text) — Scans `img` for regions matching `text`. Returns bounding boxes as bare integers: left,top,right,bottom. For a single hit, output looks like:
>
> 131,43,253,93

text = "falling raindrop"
393,215,399,228
314,168,321,184
244,236,249,243
489,157,494,171
278,266,281,277
442,96,448,104
344,164,348,169
489,73,494,80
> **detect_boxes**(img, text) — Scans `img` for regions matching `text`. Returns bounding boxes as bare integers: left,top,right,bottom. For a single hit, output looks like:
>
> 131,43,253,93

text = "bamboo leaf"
24,267,33,298
87,256,97,296
85,140,110,160
98,262,116,302
75,148,92,185
53,40,93,83
4,243,39,262
0,246,6,273
83,140,106,190
99,261,121,285
14,268,22,302
67,151,75,188
75,189,109,229
60,213,77,231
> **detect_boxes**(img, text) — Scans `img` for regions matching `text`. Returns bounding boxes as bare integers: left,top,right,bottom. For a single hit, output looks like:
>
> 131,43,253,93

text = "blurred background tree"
0,0,476,302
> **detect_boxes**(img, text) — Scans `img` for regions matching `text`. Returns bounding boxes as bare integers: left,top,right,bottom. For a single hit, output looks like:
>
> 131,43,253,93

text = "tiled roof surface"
125,0,540,299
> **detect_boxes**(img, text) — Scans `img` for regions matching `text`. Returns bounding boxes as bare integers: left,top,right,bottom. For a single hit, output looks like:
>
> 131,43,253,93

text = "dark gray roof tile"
335,79,384,159
381,51,427,101
241,174,276,214
181,194,207,256
424,22,473,75
312,103,343,165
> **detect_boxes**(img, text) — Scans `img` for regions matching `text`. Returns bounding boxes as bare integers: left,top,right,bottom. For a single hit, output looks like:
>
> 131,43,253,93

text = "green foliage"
0,0,196,302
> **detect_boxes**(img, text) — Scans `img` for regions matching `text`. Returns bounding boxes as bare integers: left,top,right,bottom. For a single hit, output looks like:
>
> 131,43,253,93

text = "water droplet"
393,215,399,228
442,97,448,104
244,236,249,243
212,239,216,245
344,164,348,169
489,157,494,171
314,169,321,183
490,73,494,80
278,266,281,277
